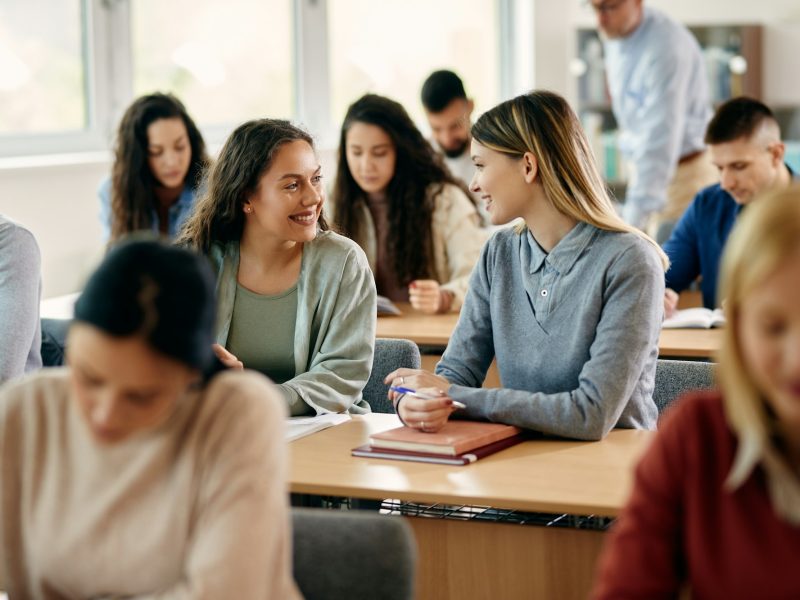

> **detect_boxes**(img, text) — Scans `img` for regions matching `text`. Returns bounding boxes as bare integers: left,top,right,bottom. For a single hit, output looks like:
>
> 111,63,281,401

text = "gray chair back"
292,508,416,600
41,318,71,367
363,338,421,413
653,359,715,414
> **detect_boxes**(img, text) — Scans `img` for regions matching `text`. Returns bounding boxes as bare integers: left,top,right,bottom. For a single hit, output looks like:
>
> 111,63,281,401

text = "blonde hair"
718,184,800,523
471,90,668,270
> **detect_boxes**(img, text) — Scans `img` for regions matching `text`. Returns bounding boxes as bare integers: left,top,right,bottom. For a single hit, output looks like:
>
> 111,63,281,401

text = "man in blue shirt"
664,97,794,317
592,0,717,233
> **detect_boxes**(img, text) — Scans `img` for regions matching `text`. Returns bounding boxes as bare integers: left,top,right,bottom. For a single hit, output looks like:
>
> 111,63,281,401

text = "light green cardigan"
209,231,376,416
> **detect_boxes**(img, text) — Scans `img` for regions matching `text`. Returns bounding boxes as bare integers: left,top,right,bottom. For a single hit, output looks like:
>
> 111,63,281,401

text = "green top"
227,283,298,384
208,231,376,416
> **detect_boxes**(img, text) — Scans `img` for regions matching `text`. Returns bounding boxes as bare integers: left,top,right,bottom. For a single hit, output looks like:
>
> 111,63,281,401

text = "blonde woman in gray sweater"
387,91,668,441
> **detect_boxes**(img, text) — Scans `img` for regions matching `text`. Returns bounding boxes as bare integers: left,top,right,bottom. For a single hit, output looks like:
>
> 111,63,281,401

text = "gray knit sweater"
436,223,663,440
0,215,41,382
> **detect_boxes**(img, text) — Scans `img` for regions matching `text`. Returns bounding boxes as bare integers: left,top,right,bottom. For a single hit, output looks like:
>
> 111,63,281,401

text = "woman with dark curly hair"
178,119,375,416
331,93,485,314
99,93,209,242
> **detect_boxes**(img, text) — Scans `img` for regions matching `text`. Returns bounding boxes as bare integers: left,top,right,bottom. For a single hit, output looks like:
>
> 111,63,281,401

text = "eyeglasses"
588,0,628,14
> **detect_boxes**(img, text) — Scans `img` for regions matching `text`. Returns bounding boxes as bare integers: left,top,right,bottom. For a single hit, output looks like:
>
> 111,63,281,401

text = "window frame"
0,0,528,159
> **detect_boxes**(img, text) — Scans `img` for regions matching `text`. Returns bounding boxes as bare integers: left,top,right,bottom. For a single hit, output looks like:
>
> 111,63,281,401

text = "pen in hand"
389,386,466,410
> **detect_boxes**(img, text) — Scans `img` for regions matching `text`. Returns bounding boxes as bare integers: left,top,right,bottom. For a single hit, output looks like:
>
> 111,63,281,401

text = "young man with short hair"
421,70,489,225
663,97,794,317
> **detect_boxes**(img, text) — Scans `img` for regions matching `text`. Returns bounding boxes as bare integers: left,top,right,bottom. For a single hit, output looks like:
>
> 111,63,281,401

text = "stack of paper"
286,413,351,442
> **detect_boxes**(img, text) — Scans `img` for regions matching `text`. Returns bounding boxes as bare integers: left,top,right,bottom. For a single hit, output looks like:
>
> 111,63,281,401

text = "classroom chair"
40,318,71,367
363,338,421,413
653,358,716,415
292,508,416,600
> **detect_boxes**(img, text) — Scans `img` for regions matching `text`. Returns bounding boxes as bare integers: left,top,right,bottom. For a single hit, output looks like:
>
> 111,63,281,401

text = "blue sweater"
436,224,663,440
663,183,741,309
663,167,795,309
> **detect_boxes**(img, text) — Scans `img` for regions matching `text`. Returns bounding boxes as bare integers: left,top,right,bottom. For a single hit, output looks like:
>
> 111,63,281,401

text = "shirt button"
540,289,548,297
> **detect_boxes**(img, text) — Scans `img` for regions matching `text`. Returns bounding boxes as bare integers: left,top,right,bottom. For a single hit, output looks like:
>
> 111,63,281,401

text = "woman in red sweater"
592,185,800,599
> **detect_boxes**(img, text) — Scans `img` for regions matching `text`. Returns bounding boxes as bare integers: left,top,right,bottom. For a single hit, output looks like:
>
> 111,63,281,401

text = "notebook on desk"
352,434,525,465
662,307,725,329
352,421,524,465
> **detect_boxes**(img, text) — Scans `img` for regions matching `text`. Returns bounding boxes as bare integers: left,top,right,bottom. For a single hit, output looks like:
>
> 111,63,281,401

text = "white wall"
0,156,108,298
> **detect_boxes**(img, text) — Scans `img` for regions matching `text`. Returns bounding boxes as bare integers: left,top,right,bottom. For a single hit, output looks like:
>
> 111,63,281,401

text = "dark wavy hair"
110,93,209,241
331,93,468,284
176,119,327,253
74,236,221,379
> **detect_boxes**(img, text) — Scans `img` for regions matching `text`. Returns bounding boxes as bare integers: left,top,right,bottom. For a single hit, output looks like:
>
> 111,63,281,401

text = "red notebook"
351,433,526,465
369,421,522,456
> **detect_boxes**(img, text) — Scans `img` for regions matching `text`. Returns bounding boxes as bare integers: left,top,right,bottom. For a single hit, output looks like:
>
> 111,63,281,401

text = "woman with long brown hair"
99,93,208,242
331,93,485,314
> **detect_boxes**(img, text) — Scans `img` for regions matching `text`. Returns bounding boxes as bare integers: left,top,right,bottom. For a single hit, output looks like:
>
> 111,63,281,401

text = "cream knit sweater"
0,368,300,599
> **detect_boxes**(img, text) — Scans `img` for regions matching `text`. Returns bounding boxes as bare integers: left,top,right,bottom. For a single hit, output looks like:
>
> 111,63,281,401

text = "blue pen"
389,386,466,410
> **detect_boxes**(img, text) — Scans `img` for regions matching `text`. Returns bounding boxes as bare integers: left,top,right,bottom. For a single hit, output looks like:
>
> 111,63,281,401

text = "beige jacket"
342,183,486,311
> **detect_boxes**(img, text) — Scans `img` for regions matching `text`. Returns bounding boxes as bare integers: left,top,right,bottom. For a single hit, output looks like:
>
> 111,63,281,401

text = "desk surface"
657,327,721,358
289,414,654,517
377,303,722,359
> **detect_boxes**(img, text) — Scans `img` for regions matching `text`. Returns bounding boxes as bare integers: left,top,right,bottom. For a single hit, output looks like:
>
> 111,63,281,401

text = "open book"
377,295,402,316
663,307,726,329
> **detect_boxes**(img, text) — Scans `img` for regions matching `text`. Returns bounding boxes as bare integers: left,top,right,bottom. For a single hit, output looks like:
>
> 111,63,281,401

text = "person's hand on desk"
664,288,679,319
409,279,454,314
212,343,244,370
384,368,454,432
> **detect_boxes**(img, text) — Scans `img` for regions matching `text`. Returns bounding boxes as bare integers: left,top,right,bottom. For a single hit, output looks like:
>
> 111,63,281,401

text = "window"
327,0,501,129
131,0,293,127
0,0,87,135
0,0,517,158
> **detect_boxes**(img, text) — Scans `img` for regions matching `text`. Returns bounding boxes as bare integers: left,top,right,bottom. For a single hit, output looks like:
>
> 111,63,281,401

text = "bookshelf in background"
574,24,764,197
775,107,800,174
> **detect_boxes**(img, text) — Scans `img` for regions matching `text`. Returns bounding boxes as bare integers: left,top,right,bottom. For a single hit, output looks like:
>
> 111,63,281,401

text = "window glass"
131,0,293,127
0,0,87,135
328,0,500,129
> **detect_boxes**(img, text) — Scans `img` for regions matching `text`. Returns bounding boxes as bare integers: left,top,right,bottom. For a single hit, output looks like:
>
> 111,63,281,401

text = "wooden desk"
377,306,458,347
658,328,722,359
290,414,654,599
378,303,722,360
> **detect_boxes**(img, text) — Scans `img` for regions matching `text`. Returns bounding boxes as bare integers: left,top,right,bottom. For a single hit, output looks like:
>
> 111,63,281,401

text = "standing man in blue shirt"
663,97,794,317
592,0,718,235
